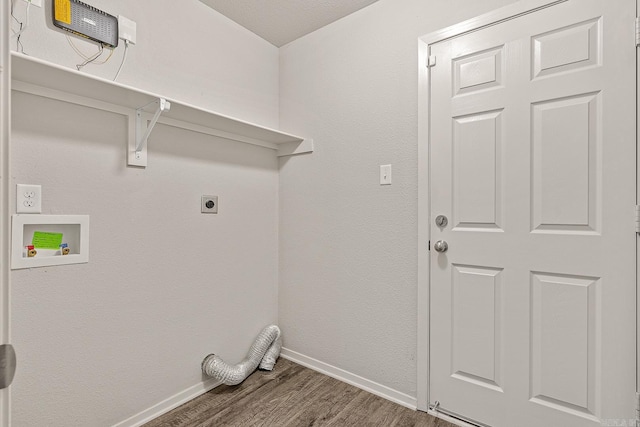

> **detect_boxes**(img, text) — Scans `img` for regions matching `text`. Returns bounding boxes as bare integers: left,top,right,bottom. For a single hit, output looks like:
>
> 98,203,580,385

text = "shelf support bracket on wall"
128,97,171,167
277,139,314,157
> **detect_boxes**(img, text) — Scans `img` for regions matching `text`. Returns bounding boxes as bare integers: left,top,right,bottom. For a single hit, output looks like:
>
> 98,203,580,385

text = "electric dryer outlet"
201,196,218,214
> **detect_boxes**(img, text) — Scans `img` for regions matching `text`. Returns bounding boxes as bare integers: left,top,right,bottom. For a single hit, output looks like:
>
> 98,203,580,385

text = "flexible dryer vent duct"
201,325,282,386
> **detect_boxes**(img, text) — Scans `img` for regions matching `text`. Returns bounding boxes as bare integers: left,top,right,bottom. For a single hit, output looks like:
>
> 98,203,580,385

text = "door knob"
434,240,448,253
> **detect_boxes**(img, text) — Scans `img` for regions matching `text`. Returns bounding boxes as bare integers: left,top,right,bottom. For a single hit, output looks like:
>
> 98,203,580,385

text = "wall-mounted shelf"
11,215,90,269
10,52,313,167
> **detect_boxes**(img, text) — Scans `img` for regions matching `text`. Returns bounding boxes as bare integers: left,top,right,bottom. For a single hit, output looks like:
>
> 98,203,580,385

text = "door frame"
0,0,11,424
416,0,638,420
636,0,640,405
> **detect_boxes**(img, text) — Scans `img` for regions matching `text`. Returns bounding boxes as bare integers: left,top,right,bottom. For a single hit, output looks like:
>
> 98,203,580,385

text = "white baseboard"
280,347,417,410
112,378,221,427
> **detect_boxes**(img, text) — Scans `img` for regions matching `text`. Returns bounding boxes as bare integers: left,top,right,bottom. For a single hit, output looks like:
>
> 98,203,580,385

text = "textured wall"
278,0,518,398
10,1,280,425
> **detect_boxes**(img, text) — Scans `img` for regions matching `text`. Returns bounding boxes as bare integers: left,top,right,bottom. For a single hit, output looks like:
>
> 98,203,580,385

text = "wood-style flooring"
144,358,456,427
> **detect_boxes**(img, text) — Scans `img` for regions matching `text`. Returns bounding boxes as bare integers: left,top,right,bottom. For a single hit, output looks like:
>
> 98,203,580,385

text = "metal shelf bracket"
128,97,171,167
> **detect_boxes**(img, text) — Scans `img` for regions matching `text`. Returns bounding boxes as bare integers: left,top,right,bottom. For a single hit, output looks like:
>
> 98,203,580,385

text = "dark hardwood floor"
143,358,456,427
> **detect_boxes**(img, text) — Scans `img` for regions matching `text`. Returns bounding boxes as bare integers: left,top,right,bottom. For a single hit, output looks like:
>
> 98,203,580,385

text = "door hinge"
635,205,640,233
427,55,437,68
636,17,640,47
428,240,431,251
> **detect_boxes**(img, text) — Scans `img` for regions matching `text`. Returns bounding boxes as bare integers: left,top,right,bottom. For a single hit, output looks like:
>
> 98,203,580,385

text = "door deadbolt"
435,215,448,227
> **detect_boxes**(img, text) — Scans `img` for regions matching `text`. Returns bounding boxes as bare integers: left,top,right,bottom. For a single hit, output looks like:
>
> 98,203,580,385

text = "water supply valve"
26,245,37,258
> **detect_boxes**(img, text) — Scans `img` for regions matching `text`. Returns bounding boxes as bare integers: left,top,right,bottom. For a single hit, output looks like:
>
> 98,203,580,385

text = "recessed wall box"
11,215,90,269
52,0,118,48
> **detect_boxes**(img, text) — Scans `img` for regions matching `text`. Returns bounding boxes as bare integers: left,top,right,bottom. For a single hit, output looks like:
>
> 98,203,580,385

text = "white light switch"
380,165,392,185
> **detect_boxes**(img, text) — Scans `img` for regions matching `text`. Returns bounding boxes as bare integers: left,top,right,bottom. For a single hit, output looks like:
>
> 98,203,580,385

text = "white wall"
10,1,280,425
278,0,518,399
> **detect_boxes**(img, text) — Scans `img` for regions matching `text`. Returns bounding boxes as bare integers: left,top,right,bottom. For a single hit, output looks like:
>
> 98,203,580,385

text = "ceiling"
199,0,381,47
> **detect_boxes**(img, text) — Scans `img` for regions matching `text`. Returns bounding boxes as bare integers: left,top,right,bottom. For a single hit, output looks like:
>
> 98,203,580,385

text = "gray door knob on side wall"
434,240,448,253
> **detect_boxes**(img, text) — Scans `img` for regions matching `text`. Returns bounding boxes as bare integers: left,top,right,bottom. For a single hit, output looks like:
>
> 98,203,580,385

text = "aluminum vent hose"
201,325,282,385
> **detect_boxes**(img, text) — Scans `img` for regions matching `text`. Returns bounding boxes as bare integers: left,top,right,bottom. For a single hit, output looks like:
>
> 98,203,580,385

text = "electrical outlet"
16,184,41,214
118,15,137,45
201,196,218,214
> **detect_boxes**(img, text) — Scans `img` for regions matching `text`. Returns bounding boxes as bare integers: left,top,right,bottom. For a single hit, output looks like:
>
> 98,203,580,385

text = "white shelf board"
10,52,312,156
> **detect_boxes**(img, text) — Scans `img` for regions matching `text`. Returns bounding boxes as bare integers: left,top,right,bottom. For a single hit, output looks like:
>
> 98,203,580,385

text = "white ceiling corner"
199,0,381,47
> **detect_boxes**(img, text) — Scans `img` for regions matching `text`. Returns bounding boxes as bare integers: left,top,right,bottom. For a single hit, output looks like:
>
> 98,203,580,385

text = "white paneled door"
429,1,636,426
